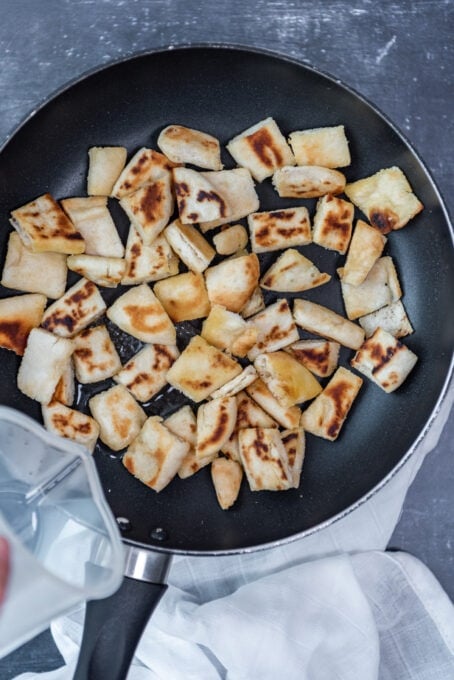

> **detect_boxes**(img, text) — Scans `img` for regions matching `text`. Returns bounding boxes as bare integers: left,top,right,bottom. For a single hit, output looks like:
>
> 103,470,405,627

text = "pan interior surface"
0,46,452,553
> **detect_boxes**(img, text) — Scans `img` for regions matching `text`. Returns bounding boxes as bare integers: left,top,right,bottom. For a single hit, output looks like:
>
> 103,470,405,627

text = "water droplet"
116,517,131,532
150,527,168,541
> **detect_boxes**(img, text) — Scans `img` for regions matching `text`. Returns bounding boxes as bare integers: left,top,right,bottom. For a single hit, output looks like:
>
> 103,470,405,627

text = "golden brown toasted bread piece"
114,343,179,402
158,125,222,170
339,256,402,320
248,207,311,253
89,384,146,451
312,194,354,254
247,299,299,361
288,126,351,168
73,325,121,384
254,351,322,407
41,278,106,338
293,299,365,350
273,166,346,199
196,396,237,459
238,427,293,491
111,148,177,199
107,283,176,344
284,340,340,378
42,402,100,453
61,196,124,258
154,271,211,323
211,458,243,510
341,220,387,286
87,146,127,196
119,174,174,246
260,249,330,292
0,293,47,355
205,253,260,313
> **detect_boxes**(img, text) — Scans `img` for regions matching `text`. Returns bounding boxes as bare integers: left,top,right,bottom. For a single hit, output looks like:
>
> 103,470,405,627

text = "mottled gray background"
0,0,452,676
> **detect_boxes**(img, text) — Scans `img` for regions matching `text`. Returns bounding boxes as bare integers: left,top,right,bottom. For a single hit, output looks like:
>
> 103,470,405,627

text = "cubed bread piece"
236,390,278,429
17,328,74,404
246,379,301,429
312,194,354,254
89,384,146,451
114,343,179,402
72,325,121,384
273,166,346,199
359,300,413,339
61,196,124,258
288,126,351,168
281,428,305,488
293,299,365,350
0,293,47,355
119,174,174,246
196,396,237,459
341,220,387,286
122,227,179,285
284,339,340,378
158,125,222,170
178,449,215,479
107,283,176,344
211,458,243,510
227,117,295,182
166,335,242,403
301,367,363,441
199,169,259,231
248,207,311,253
213,224,249,255
87,146,127,196
42,402,100,453
164,406,206,480
1,232,67,299
210,366,258,399
345,166,424,233
123,416,189,492
201,305,258,357
154,271,210,322
67,255,125,288
260,249,330,292
41,279,106,338
254,351,322,407
52,357,75,406
221,432,241,462
351,328,418,393
205,253,260,313
111,148,177,199
173,167,229,224
164,219,215,273
247,299,299,361
339,256,402,320
240,286,265,318
10,193,85,254
238,427,293,491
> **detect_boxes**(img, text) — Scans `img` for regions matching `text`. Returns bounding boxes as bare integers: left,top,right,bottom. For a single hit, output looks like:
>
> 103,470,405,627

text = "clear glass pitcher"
0,406,124,657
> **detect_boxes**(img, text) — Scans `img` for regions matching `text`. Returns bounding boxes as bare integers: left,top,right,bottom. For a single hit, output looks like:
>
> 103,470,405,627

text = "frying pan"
0,45,452,679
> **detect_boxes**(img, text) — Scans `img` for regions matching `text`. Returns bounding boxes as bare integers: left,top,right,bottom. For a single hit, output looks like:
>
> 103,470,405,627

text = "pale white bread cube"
73,325,121,384
17,328,74,404
61,196,124,258
119,174,174,246
41,279,106,338
0,293,46,355
52,357,75,406
199,169,259,231
301,367,363,441
284,339,340,378
87,146,127,196
178,449,215,479
312,194,354,254
166,335,242,403
260,249,330,292
67,255,125,288
122,227,179,286
247,299,299,361
213,224,248,255
210,366,258,399
226,117,295,182
123,416,190,492
42,402,100,453
351,327,418,393
238,427,293,491
240,286,265,318
158,125,222,170
173,167,229,225
211,458,243,510
236,390,278,429
293,299,365,350
89,384,146,451
10,193,85,255
281,428,305,488
221,431,241,463
196,396,237,459
111,148,178,199
339,256,402,320
205,253,260,313
154,271,210,322
288,125,351,168
341,220,387,286
106,283,176,344
345,166,424,233
201,305,258,357
163,219,215,273
273,166,346,199
254,351,322,408
165,405,197,447
248,206,311,253
1,232,67,299
246,379,301,429
359,300,413,339
114,343,179,402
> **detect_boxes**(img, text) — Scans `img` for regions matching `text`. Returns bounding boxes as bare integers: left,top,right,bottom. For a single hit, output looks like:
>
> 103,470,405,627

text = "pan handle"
73,547,172,680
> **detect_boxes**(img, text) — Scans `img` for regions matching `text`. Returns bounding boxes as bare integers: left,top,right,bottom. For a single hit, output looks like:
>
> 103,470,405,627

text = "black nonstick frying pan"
0,45,452,679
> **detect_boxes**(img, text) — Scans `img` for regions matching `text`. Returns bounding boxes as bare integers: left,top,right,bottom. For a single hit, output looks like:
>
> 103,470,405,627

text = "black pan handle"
73,548,171,680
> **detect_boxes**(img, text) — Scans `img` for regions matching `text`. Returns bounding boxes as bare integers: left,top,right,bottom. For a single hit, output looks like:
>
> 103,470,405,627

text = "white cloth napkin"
15,383,453,680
